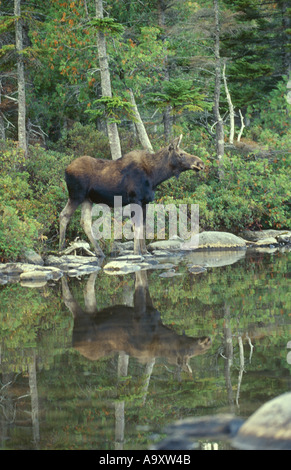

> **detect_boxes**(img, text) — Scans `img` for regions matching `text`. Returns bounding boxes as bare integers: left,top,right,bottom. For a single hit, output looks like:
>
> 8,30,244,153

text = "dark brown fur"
62,271,211,372
59,135,204,256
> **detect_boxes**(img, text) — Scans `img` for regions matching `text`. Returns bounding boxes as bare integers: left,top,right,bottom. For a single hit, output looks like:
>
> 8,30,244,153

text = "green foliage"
0,252,290,448
0,118,290,261
247,78,291,135
157,148,291,232
0,143,39,260
222,0,290,108
0,205,40,261
85,95,135,124
0,141,73,261
0,16,15,34
0,43,15,58
0,0,290,260
87,17,124,35
147,78,212,115
55,122,111,158
114,26,171,93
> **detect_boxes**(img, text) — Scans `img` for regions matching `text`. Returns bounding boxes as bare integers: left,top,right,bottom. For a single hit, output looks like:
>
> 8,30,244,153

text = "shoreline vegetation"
1,228,290,286
0,124,290,265
0,1,290,264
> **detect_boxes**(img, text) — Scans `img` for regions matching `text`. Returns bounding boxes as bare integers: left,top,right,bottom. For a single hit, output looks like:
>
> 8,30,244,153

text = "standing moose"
59,135,204,256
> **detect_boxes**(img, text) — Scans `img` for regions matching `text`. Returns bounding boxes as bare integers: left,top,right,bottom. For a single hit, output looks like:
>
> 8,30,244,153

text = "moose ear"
169,134,183,150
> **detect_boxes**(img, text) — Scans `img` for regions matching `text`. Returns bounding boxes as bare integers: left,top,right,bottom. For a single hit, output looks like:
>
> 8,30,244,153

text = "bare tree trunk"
213,0,224,179
128,89,153,153
223,304,234,412
0,113,4,140
158,0,172,141
115,352,129,450
14,0,27,156
0,81,5,140
28,351,40,447
237,109,245,142
95,0,122,160
236,335,245,408
222,61,235,145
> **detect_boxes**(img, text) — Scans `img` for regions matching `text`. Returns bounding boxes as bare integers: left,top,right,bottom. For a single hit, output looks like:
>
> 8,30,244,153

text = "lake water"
0,248,290,450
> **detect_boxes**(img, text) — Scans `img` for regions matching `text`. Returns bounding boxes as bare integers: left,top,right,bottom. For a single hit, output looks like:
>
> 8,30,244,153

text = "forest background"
0,0,290,261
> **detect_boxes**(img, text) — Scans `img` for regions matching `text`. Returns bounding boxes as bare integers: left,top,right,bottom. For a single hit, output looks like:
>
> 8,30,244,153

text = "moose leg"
134,204,148,255
132,203,147,255
140,204,148,254
61,276,82,319
59,198,79,251
81,200,104,257
83,272,98,314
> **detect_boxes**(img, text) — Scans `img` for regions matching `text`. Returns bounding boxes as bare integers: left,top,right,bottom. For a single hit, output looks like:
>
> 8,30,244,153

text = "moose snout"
191,159,205,172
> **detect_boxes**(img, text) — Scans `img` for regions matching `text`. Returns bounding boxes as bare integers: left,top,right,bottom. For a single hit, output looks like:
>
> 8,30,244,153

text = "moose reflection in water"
62,271,211,376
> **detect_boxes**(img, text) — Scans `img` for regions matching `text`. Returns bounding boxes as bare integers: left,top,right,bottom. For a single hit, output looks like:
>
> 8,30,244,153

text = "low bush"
0,141,73,261
0,120,290,262
157,150,291,233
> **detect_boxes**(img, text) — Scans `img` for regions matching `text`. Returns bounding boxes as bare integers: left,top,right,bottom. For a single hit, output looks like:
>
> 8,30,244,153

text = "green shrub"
157,151,291,233
0,140,26,174
0,205,41,261
0,142,74,260
51,122,111,158
0,124,289,262
247,78,291,136
0,156,42,260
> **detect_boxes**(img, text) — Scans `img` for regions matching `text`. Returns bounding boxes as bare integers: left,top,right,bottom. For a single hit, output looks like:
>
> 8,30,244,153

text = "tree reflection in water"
62,270,211,450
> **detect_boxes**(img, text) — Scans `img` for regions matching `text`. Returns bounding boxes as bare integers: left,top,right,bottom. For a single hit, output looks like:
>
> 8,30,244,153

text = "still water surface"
0,249,290,450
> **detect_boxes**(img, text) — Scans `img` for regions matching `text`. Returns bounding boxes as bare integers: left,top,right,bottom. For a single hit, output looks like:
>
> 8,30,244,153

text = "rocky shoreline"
1,230,290,286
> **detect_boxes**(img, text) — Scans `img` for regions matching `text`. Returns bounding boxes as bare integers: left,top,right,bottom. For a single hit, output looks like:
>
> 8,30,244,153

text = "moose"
62,271,211,375
59,135,205,256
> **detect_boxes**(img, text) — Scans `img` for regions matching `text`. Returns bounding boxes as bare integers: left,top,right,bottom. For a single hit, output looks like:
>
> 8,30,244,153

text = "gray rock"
19,265,63,283
188,265,207,275
249,246,278,254
253,237,278,246
22,249,44,266
196,231,246,250
45,254,101,267
149,232,246,252
20,280,48,288
232,392,291,450
20,270,54,281
45,255,102,276
103,260,141,275
277,234,291,244
115,254,145,262
148,239,184,251
66,264,101,277
185,250,246,268
241,229,291,243
0,263,23,276
112,241,134,254
0,262,63,285
103,253,176,275
152,250,176,257
152,392,291,450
